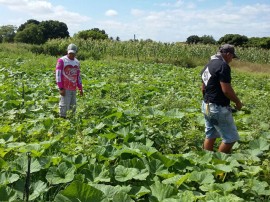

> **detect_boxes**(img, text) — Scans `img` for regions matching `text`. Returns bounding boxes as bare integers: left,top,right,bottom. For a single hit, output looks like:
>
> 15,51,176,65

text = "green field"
0,42,270,201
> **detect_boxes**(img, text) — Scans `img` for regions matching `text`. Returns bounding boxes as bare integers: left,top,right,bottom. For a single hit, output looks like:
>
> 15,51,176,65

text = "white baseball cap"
67,43,77,54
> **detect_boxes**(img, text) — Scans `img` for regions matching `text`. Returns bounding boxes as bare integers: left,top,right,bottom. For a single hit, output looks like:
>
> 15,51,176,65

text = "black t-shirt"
200,55,231,106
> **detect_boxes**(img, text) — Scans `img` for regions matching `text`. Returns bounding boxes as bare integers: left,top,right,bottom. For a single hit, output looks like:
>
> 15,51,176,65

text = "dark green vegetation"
0,43,270,201
186,34,270,49
1,18,270,50
15,19,69,44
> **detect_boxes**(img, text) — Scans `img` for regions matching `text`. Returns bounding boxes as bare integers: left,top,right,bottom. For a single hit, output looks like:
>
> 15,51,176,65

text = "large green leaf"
146,159,169,176
0,185,17,202
214,164,233,173
54,181,105,202
177,190,200,202
133,168,149,180
216,181,244,193
81,163,111,183
65,154,88,169
162,173,190,187
115,165,139,182
164,108,185,119
117,126,135,143
113,191,134,202
93,184,131,200
201,181,244,194
115,146,143,158
151,152,176,168
0,147,12,158
6,142,26,149
13,155,44,174
29,180,48,201
128,142,157,157
118,158,149,180
119,157,145,169
243,165,262,176
129,186,150,199
0,133,13,142
189,171,215,184
0,158,7,169
46,162,76,185
146,107,164,117
205,192,244,202
249,179,270,195
150,179,178,201
249,137,269,151
0,172,19,185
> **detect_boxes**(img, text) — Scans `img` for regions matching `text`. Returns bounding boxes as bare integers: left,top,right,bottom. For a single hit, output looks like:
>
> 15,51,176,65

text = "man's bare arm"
220,82,243,110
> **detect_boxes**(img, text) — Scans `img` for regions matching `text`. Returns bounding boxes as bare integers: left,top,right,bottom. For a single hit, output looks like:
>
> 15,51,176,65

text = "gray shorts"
59,90,77,117
201,101,239,143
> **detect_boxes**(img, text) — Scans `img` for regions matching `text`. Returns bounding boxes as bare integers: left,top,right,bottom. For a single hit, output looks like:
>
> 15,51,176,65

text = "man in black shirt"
201,44,243,153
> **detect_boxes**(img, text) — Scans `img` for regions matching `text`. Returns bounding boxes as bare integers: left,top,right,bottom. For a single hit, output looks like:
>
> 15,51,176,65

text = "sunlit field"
0,42,270,201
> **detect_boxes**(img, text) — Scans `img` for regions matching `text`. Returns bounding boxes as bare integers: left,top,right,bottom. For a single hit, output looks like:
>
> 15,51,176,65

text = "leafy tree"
75,28,108,40
259,37,270,49
246,37,261,48
0,25,17,42
200,35,216,45
218,34,248,46
14,24,45,44
248,37,270,49
17,19,40,32
186,35,201,44
15,19,69,44
39,20,69,41
116,36,120,41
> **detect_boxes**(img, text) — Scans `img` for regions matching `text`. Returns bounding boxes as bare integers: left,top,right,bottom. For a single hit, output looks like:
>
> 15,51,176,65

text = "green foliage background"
0,42,270,201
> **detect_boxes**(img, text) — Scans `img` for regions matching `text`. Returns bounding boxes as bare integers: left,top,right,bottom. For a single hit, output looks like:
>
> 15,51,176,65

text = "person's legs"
203,138,216,151
59,90,71,118
218,142,235,154
202,101,220,151
215,106,239,153
69,90,77,115
202,102,239,154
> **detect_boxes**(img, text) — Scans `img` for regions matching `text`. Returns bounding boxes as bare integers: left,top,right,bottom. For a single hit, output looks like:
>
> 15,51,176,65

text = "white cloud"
122,2,270,41
105,9,118,17
0,0,91,36
239,3,270,16
159,0,185,8
0,0,24,6
0,0,270,42
0,0,53,14
131,9,145,17
107,9,266,41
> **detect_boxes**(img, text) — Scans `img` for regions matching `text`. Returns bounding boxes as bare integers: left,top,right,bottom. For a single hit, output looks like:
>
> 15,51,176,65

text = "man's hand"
220,82,242,110
235,101,243,110
59,89,65,96
79,90,84,96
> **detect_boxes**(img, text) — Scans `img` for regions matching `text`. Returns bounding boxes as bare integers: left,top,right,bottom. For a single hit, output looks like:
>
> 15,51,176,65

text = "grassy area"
1,42,270,201
3,41,270,74
233,60,270,75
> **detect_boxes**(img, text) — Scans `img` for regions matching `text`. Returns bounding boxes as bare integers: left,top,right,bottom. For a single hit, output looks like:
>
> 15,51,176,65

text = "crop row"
0,46,270,201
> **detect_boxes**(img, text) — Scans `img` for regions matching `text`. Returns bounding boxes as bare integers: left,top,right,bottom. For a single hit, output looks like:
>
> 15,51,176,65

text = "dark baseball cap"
219,44,238,58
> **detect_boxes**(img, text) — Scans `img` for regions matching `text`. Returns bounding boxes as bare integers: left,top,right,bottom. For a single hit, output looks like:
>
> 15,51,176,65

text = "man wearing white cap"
55,43,83,118
200,44,243,153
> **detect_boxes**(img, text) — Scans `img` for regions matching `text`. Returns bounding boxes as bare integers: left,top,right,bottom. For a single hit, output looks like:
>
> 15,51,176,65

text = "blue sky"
0,0,270,42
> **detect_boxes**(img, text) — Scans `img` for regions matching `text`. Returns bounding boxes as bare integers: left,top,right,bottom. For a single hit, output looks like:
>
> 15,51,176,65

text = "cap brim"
68,50,76,54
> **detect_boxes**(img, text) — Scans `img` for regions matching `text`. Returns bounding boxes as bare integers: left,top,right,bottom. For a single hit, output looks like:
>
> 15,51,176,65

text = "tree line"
0,19,110,45
0,19,270,49
186,34,270,49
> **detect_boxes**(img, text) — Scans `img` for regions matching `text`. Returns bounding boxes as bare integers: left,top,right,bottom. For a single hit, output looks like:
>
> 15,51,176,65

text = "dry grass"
232,60,270,76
